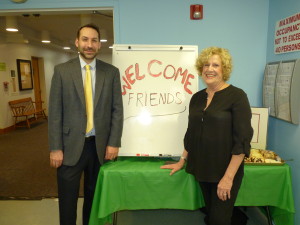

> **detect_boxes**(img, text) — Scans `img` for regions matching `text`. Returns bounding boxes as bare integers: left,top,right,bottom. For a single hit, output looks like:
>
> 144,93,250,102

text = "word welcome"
121,60,195,95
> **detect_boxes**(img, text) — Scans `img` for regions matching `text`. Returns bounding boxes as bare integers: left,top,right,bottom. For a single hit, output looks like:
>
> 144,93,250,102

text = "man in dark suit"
48,23,123,225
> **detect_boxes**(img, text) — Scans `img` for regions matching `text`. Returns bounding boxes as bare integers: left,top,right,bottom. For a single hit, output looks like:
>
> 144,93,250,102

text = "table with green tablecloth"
89,157,295,225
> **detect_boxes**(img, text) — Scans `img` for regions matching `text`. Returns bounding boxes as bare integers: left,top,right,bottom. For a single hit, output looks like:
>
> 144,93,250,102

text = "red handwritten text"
121,60,195,95
127,92,183,107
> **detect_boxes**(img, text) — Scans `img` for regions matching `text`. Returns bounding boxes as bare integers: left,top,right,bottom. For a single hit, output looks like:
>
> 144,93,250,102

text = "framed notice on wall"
16,59,33,90
250,107,269,150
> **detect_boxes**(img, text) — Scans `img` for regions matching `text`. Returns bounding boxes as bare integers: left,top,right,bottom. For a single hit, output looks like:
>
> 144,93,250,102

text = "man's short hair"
77,23,101,40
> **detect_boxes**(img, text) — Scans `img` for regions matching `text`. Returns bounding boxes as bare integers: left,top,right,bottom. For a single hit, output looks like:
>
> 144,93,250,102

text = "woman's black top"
184,85,253,182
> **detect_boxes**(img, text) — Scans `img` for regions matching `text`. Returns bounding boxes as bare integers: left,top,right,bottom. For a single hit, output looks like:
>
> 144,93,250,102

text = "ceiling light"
10,0,28,3
100,29,108,42
62,40,71,50
6,16,19,32
41,30,51,43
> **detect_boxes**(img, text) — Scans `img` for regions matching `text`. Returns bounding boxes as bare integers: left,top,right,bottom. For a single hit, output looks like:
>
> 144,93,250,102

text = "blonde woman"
162,47,253,225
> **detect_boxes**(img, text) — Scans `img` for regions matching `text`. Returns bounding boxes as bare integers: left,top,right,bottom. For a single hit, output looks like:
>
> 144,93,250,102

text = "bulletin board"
263,59,300,124
113,44,199,156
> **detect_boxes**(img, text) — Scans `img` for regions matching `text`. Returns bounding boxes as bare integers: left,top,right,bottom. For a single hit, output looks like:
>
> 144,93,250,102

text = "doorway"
31,56,44,113
0,9,114,122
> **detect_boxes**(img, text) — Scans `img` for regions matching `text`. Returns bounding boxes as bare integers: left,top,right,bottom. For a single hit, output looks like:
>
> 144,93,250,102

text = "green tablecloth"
89,157,295,225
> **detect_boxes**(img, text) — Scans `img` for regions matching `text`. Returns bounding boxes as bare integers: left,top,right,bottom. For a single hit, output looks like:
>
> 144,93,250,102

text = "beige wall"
0,43,72,128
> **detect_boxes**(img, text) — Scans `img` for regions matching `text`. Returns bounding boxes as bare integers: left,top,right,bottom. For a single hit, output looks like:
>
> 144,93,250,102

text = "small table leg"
112,212,118,225
265,206,273,225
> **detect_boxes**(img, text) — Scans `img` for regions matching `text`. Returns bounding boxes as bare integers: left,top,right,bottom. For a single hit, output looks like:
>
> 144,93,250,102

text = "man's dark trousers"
57,137,100,225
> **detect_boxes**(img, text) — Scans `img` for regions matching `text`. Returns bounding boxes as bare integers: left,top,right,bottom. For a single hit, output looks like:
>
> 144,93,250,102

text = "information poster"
275,61,294,121
263,63,279,116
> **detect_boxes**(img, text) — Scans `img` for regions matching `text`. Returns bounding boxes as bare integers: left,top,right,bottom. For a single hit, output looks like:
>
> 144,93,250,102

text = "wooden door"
31,57,42,111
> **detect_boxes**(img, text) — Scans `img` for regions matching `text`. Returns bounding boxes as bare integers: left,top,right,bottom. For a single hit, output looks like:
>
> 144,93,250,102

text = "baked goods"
244,149,283,164
264,159,282,164
248,149,265,162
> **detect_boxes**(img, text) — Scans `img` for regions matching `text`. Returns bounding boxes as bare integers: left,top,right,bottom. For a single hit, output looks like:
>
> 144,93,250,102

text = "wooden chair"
8,97,47,128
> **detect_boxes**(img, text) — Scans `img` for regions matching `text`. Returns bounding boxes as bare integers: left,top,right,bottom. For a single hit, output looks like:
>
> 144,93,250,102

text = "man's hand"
105,146,119,160
50,150,64,168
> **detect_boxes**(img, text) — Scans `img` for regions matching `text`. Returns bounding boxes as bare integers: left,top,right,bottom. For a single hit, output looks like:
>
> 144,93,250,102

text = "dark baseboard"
0,117,47,134
0,125,15,134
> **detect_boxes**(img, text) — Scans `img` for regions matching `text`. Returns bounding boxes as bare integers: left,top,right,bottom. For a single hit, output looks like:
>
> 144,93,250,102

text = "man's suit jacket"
48,57,123,165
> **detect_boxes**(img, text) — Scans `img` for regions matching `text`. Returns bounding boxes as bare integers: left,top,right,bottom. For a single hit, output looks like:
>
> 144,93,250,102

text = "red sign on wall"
274,12,300,54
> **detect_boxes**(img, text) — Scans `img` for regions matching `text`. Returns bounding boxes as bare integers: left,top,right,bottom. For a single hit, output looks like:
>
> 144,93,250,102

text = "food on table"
244,149,283,164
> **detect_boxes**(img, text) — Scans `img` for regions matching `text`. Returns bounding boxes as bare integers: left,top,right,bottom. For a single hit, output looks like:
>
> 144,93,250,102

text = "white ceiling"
0,9,114,54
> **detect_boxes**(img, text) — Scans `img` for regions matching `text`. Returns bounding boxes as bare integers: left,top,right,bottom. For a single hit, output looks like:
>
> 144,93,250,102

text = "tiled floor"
0,198,270,225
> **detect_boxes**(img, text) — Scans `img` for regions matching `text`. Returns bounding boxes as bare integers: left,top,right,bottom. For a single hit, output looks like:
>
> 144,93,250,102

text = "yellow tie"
84,65,93,133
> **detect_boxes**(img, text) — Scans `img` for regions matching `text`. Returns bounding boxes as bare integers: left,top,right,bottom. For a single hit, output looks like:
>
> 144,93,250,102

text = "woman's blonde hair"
195,46,233,81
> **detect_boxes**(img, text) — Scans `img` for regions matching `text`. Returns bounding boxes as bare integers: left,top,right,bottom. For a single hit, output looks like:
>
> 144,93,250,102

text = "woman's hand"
217,175,233,201
217,154,244,201
160,160,185,175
